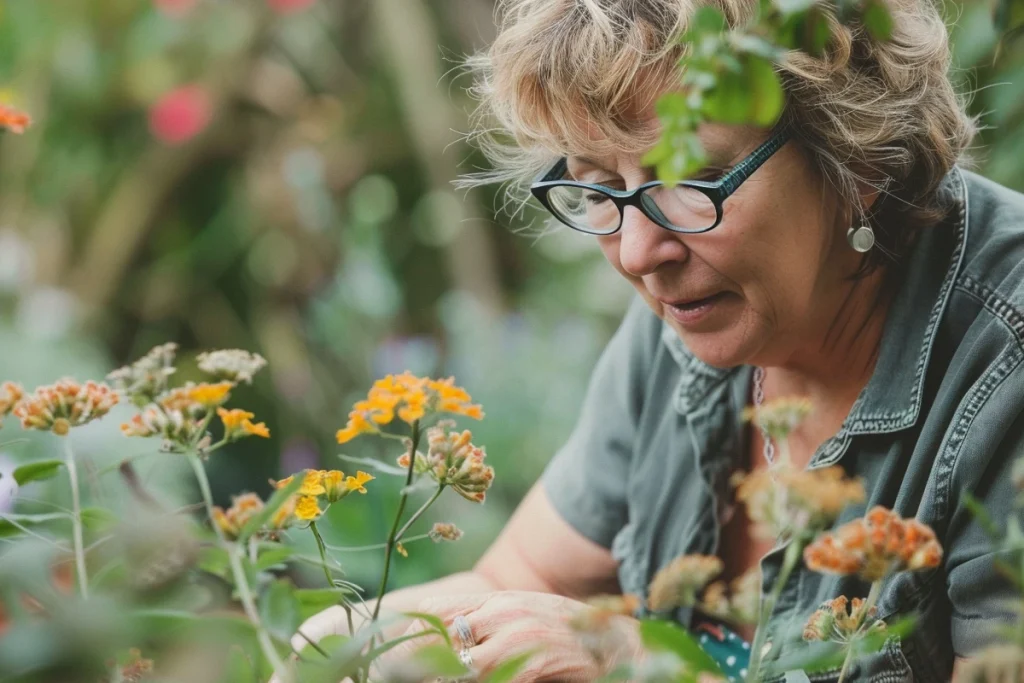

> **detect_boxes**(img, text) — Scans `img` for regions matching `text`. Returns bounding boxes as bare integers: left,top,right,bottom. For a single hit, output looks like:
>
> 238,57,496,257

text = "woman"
297,0,1024,680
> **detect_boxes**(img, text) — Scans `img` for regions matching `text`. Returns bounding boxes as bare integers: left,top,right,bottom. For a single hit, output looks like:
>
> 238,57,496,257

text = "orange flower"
212,492,265,539
241,418,270,438
323,470,346,502
344,471,374,494
294,495,322,521
187,381,233,408
13,379,119,435
0,382,24,420
804,506,942,582
0,104,31,134
803,595,883,642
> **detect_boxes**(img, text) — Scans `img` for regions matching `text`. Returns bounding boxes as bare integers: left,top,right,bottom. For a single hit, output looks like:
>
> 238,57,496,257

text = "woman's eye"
585,193,610,205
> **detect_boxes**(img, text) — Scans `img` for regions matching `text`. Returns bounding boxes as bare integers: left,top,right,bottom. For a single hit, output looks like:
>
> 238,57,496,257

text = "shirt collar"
665,168,968,433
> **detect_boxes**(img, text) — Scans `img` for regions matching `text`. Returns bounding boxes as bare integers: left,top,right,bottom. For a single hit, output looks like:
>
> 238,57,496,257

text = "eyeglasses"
529,128,790,236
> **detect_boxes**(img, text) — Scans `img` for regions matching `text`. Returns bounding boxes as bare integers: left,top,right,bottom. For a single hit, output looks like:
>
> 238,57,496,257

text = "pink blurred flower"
267,0,316,14
148,85,212,146
154,0,198,17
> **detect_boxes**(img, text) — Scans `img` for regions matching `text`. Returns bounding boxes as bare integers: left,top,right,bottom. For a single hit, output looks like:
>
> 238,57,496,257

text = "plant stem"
395,486,444,542
309,520,336,587
747,541,803,682
371,420,421,625
62,437,88,599
837,580,884,683
187,453,293,683
324,533,431,552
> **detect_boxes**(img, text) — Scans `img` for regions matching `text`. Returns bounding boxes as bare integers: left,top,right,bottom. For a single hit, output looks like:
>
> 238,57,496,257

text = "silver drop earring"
847,224,875,253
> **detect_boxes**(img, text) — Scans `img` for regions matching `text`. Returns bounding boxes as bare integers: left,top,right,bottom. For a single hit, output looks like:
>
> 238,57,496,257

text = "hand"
378,591,645,682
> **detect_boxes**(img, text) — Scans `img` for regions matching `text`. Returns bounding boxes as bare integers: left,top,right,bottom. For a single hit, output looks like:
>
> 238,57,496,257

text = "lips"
661,292,724,309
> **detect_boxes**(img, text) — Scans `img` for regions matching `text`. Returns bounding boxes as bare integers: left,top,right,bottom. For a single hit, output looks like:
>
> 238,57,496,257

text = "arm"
290,481,620,651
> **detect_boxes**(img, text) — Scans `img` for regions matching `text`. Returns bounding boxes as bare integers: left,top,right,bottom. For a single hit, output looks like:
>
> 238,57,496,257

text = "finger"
413,592,492,622
462,638,545,681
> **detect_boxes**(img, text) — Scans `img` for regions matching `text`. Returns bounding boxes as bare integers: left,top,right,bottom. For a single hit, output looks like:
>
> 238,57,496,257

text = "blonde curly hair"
461,0,975,267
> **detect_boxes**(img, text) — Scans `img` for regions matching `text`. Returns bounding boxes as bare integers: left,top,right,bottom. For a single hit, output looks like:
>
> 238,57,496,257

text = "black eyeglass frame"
529,128,791,236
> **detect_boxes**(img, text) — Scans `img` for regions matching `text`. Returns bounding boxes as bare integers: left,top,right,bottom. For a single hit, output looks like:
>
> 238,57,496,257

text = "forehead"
566,123,761,172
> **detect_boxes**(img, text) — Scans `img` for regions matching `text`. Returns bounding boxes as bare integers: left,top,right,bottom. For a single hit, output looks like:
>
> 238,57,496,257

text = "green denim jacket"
542,168,1024,682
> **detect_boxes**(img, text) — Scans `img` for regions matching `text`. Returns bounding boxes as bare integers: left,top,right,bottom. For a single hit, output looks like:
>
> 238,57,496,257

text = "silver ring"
453,614,475,648
459,647,474,668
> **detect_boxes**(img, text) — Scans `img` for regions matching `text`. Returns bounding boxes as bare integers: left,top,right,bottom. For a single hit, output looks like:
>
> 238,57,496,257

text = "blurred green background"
0,0,1021,597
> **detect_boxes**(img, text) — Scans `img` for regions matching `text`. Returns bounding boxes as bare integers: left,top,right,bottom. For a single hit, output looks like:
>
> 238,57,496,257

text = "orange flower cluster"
647,554,723,612
804,506,942,582
701,566,761,625
212,492,295,539
13,379,119,435
0,382,24,423
803,595,883,642
733,465,865,540
0,104,31,134
273,468,375,522
396,422,494,502
336,373,483,444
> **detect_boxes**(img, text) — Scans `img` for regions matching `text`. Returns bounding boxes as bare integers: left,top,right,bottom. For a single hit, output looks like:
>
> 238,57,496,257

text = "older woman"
296,0,1024,680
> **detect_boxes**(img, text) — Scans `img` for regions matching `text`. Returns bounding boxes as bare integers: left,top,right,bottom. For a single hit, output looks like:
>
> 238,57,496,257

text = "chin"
667,320,758,370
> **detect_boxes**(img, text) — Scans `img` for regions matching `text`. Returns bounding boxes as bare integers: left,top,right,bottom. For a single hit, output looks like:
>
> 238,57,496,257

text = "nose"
617,205,689,277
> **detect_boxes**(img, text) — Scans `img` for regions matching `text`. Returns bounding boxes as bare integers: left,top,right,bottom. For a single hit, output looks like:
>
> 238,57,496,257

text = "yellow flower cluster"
336,373,483,444
701,566,760,625
733,465,865,540
804,506,943,582
12,379,119,435
647,554,723,612
396,422,494,502
274,468,375,522
212,492,295,539
802,595,884,642
0,382,24,424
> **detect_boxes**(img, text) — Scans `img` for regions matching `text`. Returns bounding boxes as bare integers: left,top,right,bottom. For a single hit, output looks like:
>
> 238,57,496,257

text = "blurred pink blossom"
267,0,316,14
148,85,212,146
153,0,198,17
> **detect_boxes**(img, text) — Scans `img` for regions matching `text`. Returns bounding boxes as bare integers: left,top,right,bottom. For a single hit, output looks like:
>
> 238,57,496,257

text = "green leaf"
259,578,301,643
198,545,231,578
295,587,353,621
702,69,751,124
0,512,69,538
80,506,118,533
413,643,470,677
224,645,259,683
13,459,63,486
255,544,295,571
640,620,724,676
746,56,786,126
482,650,536,683
732,33,786,61
237,475,303,542
402,611,454,647
338,454,407,477
862,0,893,41
962,492,1002,541
689,7,727,35
775,0,818,16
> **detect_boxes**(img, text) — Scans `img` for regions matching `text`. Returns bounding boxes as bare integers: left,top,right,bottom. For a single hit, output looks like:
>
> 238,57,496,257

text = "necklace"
752,366,775,466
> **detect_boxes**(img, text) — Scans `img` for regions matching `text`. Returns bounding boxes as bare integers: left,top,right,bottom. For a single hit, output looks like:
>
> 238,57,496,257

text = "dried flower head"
955,644,1024,683
212,493,265,539
217,407,270,441
700,566,760,625
196,349,267,384
414,422,495,502
647,555,723,612
336,373,483,444
107,343,178,405
804,506,943,582
13,379,119,435
569,594,643,665
802,595,884,642
429,522,464,543
0,382,24,422
0,104,32,134
733,465,865,540
743,396,813,442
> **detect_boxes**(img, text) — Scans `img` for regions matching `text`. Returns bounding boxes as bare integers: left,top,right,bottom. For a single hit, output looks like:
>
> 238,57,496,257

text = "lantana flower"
196,349,267,384
274,469,375,512
121,406,199,444
396,421,494,502
336,373,483,444
0,104,32,134
647,554,723,612
13,379,119,435
294,495,323,521
186,381,233,408
804,506,942,582
802,596,885,642
107,342,178,406
733,465,865,541
217,407,270,440
212,493,266,539
0,382,24,423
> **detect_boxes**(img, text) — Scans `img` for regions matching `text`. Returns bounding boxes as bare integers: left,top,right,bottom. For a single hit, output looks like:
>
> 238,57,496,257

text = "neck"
764,266,893,415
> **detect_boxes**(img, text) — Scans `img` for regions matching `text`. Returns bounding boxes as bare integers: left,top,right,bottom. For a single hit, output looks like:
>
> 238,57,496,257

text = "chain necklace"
752,366,775,466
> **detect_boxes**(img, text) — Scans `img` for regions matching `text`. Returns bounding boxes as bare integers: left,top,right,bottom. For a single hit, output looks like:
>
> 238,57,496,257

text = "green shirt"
542,168,1024,682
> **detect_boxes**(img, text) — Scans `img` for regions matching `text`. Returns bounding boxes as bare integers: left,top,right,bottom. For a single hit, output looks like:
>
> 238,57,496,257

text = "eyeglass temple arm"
535,158,569,184
717,128,790,196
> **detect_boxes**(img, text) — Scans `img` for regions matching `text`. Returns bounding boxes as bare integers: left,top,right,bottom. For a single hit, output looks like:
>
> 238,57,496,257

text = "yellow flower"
647,555,723,612
242,418,270,438
187,381,233,408
212,493,265,540
218,407,253,430
336,411,377,444
212,507,238,538
270,496,297,530
344,471,374,494
295,495,322,521
429,377,483,420
273,474,294,489
299,470,326,496
323,470,346,502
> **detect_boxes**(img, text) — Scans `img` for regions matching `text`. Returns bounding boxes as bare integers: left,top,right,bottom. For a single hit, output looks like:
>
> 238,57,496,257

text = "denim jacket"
541,168,1024,681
